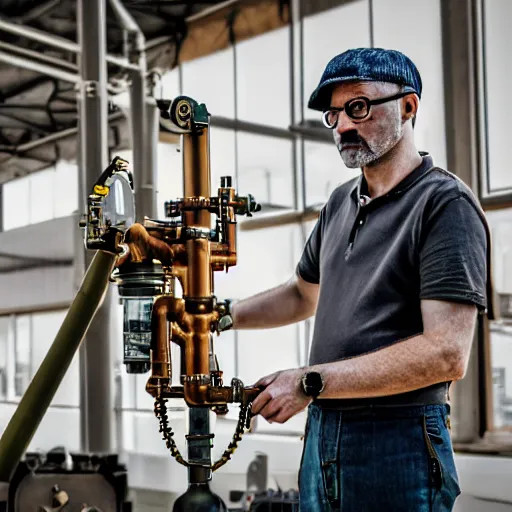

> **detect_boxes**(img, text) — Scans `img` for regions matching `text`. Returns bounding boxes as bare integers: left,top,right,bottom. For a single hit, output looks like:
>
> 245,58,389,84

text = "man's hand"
251,369,311,424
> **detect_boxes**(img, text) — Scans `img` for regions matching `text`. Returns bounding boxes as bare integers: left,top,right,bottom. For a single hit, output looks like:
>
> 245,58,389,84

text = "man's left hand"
251,368,311,424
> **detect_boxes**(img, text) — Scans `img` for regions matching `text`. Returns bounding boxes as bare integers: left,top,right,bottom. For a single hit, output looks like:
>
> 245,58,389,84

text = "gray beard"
337,117,403,169
339,147,378,168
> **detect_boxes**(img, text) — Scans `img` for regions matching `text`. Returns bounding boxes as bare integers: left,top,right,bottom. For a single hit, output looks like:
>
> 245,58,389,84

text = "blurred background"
0,0,511,510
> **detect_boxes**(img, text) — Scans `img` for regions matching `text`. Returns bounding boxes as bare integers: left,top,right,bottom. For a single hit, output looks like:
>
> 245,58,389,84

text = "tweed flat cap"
308,47,422,111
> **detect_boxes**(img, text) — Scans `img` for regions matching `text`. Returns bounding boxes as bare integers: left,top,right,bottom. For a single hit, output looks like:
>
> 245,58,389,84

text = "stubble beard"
338,112,404,169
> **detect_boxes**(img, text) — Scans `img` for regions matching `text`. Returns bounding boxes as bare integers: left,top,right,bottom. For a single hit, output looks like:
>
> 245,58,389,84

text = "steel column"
0,185,3,232
441,0,482,444
108,0,157,221
77,0,114,454
139,97,159,220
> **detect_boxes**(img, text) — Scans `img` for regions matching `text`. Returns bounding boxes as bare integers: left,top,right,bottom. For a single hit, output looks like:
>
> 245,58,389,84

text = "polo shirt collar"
351,152,434,206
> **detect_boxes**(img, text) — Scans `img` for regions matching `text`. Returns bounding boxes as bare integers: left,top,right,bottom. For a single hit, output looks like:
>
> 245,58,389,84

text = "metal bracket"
83,80,100,99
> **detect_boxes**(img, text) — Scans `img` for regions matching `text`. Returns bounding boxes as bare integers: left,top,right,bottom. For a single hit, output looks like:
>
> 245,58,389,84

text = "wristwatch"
301,371,324,399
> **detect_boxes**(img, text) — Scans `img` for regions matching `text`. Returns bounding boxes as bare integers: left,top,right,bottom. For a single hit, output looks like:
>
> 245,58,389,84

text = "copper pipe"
117,223,184,267
211,253,237,269
147,296,186,397
226,222,237,255
186,239,211,298
151,296,174,381
182,383,262,407
182,129,210,228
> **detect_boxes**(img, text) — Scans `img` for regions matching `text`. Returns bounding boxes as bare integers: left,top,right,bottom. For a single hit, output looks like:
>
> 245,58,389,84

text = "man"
220,48,491,511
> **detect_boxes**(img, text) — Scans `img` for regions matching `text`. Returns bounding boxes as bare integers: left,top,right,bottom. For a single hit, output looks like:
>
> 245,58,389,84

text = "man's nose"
335,112,356,136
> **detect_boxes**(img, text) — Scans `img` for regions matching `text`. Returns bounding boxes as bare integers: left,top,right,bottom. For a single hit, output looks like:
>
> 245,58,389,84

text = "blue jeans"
298,404,461,511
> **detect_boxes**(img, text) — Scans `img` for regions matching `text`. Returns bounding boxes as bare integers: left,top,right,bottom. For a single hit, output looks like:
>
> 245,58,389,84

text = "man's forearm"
231,279,315,330
311,333,466,399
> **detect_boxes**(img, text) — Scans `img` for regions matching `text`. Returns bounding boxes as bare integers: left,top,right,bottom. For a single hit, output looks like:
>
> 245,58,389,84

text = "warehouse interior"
0,0,512,510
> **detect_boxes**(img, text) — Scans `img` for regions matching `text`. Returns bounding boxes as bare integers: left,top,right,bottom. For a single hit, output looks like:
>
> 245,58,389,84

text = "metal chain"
154,396,252,471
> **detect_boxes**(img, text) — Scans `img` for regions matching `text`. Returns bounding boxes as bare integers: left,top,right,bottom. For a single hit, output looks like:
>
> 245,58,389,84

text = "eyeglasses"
321,91,414,129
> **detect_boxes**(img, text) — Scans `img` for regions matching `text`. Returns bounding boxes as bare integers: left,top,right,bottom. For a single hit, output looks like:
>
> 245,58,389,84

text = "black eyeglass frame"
321,90,415,128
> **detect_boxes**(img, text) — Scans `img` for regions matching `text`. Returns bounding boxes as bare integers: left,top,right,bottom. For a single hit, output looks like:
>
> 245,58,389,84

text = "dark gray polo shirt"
298,154,489,367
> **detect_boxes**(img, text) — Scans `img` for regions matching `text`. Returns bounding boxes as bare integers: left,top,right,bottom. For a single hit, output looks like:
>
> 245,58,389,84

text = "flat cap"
308,47,422,111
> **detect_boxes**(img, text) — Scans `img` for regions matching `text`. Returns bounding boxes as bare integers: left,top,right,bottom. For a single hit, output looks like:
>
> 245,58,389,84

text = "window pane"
3,176,30,231
181,49,235,118
217,225,302,378
14,315,31,397
482,0,512,192
372,0,447,169
161,66,181,99
236,27,291,128
486,208,512,428
31,310,79,407
157,142,183,219
54,161,79,218
220,224,306,433
304,141,360,207
303,1,370,120
237,133,294,211
0,316,9,399
29,168,54,224
209,127,236,194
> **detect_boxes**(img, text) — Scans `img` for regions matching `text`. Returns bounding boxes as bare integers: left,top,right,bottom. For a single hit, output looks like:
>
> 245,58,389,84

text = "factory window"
480,0,512,200
31,310,79,408
181,48,235,119
372,0,447,168
213,223,309,433
236,26,291,128
14,315,31,397
2,176,30,231
2,161,78,231
160,66,181,99
486,208,512,429
209,127,237,191
303,140,360,207
302,0,371,122
237,133,295,211
0,316,9,399
4,310,78,406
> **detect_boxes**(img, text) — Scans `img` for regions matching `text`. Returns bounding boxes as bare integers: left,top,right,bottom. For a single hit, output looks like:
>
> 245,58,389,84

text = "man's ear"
402,94,419,123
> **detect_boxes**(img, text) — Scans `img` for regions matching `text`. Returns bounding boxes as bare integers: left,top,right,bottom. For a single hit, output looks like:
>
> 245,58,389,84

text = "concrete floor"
455,494,512,512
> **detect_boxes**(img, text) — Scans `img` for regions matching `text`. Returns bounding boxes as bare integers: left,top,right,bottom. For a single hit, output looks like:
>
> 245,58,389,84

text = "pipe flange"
184,374,211,386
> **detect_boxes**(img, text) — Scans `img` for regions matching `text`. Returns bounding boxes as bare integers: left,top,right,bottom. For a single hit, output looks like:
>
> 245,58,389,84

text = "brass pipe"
182,129,210,228
186,238,211,298
226,222,237,255
147,296,186,397
151,295,174,380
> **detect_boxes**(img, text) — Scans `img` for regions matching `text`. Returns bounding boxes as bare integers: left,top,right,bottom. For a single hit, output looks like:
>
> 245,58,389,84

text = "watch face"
303,372,324,396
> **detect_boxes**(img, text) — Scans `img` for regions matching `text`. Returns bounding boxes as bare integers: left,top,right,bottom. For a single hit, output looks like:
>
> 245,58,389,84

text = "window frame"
0,308,80,410
474,0,512,207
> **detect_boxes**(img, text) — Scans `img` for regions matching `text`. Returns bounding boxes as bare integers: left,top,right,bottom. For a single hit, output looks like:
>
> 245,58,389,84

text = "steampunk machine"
0,95,262,511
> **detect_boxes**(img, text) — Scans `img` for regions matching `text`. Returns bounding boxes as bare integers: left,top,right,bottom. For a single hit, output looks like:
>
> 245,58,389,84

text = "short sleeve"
419,196,487,310
297,208,325,284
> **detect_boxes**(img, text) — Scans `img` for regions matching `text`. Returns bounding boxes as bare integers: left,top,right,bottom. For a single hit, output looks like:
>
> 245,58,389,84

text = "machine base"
173,483,228,512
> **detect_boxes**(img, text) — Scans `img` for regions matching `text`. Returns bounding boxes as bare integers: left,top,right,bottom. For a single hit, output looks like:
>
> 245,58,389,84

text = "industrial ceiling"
0,0,231,185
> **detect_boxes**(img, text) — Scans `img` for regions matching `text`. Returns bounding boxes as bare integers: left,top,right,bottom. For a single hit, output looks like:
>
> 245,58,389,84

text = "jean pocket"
423,415,443,490
423,414,461,509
